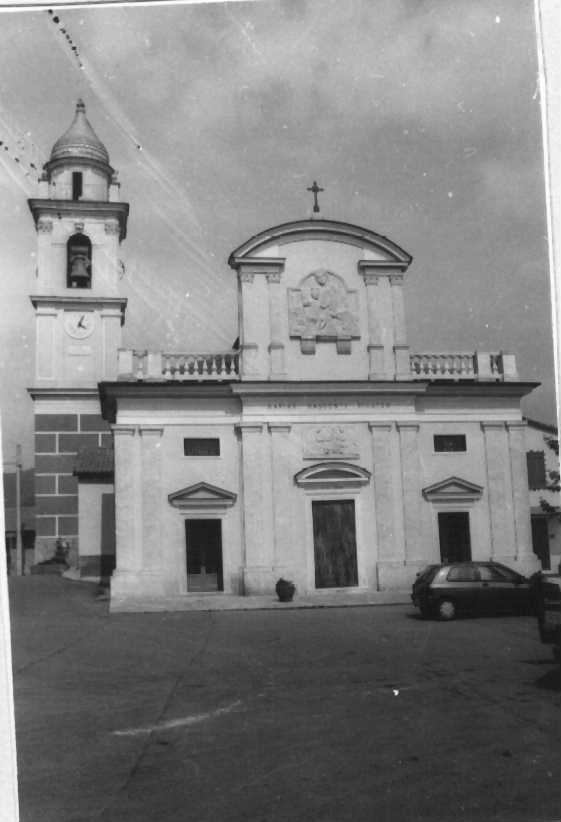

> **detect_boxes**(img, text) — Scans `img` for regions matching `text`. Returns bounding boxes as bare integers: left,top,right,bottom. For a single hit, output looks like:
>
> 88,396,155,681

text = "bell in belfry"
69,252,91,287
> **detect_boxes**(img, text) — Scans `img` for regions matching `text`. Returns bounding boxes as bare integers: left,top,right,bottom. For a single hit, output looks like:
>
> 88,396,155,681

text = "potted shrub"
275,578,296,602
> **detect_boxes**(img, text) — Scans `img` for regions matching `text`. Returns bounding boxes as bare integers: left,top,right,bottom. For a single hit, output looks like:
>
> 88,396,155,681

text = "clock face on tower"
64,311,95,339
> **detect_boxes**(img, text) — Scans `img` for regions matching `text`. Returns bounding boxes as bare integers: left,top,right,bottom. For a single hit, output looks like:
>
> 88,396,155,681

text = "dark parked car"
411,561,532,620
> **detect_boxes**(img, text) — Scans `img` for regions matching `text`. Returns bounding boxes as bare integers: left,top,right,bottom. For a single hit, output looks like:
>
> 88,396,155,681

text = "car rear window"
447,565,480,582
489,563,521,583
417,565,439,583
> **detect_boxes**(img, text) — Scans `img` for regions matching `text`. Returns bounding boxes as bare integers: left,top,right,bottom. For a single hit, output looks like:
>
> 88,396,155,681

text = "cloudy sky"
0,0,556,468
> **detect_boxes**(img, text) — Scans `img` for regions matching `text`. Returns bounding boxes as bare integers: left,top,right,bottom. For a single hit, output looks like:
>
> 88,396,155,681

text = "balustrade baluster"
163,355,172,380
135,351,145,381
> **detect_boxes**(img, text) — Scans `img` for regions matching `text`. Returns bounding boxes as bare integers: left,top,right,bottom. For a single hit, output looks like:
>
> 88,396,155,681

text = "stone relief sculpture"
288,269,359,354
303,425,359,459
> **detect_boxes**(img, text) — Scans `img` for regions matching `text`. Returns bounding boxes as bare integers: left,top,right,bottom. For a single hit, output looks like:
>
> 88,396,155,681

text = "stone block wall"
34,412,112,563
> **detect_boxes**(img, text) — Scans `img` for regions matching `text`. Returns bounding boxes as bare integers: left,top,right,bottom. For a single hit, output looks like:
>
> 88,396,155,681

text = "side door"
443,564,482,613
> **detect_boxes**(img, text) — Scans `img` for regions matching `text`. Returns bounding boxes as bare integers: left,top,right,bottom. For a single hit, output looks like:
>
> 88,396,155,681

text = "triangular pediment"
168,482,237,509
422,476,483,502
295,461,371,488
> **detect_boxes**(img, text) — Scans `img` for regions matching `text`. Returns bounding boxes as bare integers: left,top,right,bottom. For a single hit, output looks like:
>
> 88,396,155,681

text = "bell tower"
28,100,129,564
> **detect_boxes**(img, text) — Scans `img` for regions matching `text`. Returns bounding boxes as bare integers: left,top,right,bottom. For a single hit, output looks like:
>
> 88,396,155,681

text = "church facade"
29,102,541,610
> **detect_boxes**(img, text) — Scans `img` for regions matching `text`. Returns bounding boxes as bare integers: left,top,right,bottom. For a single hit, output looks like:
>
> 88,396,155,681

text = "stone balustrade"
409,351,518,381
116,348,518,382
117,349,239,381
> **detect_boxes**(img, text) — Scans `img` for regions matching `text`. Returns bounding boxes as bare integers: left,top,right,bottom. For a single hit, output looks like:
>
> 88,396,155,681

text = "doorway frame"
301,487,368,591
295,461,372,592
311,497,359,589
185,518,224,592
437,510,472,564
168,481,238,595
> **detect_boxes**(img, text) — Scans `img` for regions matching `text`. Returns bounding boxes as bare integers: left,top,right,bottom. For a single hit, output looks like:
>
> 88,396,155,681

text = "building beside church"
29,101,543,610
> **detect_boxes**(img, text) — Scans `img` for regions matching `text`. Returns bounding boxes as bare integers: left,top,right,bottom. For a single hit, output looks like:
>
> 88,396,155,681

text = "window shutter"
526,451,546,490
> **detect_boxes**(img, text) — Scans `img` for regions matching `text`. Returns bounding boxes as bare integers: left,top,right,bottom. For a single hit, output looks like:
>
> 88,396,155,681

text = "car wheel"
437,599,456,620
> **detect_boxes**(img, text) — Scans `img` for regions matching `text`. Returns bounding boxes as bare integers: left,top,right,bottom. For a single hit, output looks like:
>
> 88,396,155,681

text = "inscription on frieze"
303,425,359,459
288,269,359,354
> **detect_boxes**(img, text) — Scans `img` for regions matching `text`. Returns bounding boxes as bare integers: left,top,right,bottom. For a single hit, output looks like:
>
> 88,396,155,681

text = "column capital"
480,421,506,431
111,425,137,436
505,420,527,431
138,425,164,437
37,219,53,234
232,256,286,276
357,260,408,276
265,271,282,284
396,422,419,432
360,271,383,286
235,423,263,434
368,422,393,433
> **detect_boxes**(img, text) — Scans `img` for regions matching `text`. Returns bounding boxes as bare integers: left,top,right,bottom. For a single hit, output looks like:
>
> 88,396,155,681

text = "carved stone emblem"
104,220,120,235
288,269,359,354
303,425,359,459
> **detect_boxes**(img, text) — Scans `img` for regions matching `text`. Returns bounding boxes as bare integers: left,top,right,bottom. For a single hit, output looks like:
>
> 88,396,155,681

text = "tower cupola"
42,99,114,201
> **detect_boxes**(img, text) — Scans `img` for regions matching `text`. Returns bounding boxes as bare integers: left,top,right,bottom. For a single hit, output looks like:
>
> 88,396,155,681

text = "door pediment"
422,476,483,503
168,482,237,510
295,461,371,489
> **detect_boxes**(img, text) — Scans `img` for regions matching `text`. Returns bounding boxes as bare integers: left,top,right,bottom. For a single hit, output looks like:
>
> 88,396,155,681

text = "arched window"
67,233,92,289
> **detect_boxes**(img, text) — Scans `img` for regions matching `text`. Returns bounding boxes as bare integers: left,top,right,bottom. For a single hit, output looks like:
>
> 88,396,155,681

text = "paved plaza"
9,577,560,822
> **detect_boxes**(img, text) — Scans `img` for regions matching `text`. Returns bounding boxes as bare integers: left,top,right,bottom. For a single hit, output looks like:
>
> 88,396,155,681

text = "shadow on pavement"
533,667,560,692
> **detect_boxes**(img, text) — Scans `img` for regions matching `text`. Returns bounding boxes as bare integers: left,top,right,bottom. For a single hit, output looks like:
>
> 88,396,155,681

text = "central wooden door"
438,512,471,564
185,519,223,592
312,500,358,589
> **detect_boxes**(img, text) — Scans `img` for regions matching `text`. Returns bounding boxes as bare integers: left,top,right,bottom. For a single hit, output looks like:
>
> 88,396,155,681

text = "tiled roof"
74,446,114,476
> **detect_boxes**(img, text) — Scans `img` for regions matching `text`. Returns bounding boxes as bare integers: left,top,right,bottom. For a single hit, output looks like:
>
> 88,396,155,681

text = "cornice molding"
30,295,127,311
28,387,99,400
28,199,129,241
230,381,428,397
228,219,412,269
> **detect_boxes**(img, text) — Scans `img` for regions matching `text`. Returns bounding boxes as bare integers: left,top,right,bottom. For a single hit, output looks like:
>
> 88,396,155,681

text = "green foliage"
539,436,560,517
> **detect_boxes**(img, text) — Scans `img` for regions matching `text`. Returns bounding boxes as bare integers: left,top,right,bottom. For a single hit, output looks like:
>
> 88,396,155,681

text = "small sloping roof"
422,476,483,502
524,417,558,435
168,482,237,509
74,446,114,477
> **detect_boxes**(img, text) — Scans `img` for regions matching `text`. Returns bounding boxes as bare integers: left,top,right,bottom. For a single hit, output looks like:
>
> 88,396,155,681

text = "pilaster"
236,257,285,380
266,269,287,378
397,423,423,563
101,305,125,380
35,304,57,383
237,423,275,593
139,426,164,572
390,274,407,345
369,423,397,561
506,422,536,566
268,424,294,578
481,422,516,562
359,267,394,379
111,426,141,574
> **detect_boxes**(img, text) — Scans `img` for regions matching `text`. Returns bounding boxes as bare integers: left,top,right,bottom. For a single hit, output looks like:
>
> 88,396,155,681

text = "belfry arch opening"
67,232,92,289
